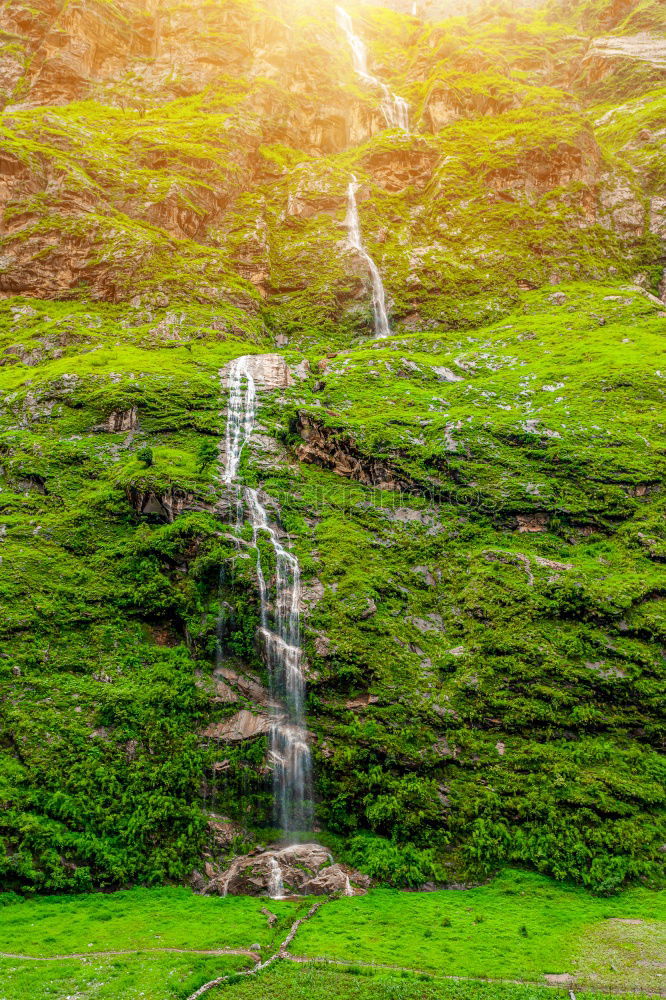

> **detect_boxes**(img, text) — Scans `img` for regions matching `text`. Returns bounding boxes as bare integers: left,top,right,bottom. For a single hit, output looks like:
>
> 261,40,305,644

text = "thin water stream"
220,357,312,838
335,5,409,130
344,174,391,338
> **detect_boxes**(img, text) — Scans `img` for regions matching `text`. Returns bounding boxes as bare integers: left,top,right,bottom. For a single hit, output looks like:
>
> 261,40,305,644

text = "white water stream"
345,175,391,339
268,856,286,899
221,356,312,837
335,5,409,130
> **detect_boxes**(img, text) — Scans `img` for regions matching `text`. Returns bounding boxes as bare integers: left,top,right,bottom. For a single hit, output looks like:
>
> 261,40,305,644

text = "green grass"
211,963,655,1000
0,874,663,997
0,887,299,957
0,952,246,1000
293,871,666,988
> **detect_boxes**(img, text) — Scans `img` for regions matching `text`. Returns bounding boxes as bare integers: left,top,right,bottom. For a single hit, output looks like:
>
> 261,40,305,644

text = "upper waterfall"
335,5,409,130
345,175,391,339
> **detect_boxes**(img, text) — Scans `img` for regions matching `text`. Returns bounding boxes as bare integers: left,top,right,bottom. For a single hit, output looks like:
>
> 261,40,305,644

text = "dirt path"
0,947,259,961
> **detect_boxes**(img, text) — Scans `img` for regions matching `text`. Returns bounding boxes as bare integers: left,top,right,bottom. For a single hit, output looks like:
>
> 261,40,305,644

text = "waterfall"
268,856,285,899
345,175,391,339
221,356,313,838
335,5,409,131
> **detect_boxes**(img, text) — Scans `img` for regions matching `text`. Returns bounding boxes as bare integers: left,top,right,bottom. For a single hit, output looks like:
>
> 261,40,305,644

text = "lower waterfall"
220,356,312,838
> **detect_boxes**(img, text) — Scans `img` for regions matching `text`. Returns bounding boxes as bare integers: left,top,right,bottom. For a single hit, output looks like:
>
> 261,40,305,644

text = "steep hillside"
0,0,664,895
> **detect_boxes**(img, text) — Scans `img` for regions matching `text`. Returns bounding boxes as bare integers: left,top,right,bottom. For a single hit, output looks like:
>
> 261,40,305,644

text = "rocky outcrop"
583,33,666,73
220,354,294,391
214,667,272,707
104,407,137,432
295,412,412,490
201,710,274,742
485,131,602,206
361,146,439,192
209,842,370,897
126,486,210,522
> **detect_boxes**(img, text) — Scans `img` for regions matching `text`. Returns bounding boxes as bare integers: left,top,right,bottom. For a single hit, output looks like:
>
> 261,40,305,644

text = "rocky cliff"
0,0,664,895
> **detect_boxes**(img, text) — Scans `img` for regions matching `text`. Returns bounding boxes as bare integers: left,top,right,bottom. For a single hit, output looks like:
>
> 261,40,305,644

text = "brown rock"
201,710,273,742
220,354,294,391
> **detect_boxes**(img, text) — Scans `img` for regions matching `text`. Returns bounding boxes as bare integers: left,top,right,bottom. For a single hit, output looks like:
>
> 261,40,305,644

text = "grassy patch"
292,871,666,988
211,962,654,1000
0,886,300,957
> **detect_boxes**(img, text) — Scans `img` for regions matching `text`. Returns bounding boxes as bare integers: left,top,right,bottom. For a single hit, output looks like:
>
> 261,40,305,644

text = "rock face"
201,710,274,742
209,843,370,897
295,413,413,490
220,355,295,391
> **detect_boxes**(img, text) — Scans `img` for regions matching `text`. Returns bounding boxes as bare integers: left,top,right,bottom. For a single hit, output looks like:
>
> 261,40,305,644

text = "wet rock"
210,843,369,897
220,354,294,391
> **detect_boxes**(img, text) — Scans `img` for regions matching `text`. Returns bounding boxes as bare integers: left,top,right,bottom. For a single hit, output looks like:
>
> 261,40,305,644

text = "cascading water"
335,5,409,130
221,356,313,837
345,175,391,339
268,856,285,899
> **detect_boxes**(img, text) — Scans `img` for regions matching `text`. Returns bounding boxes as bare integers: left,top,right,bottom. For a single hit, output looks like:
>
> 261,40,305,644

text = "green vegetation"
0,886,299,955
294,870,666,988
213,966,655,1000
0,874,663,997
0,0,664,912
0,953,247,1000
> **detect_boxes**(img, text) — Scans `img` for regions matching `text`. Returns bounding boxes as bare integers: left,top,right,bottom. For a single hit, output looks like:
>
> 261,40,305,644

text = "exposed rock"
432,365,463,382
345,693,380,709
534,557,573,571
362,147,439,192
261,906,278,926
300,580,325,613
209,842,370,897
215,666,271,706
104,407,137,432
208,817,246,848
359,597,377,619
295,412,412,491
220,354,294,391
201,710,273,742
516,514,548,533
412,565,437,586
126,486,211,522
314,634,331,657
211,680,238,703
584,33,666,75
